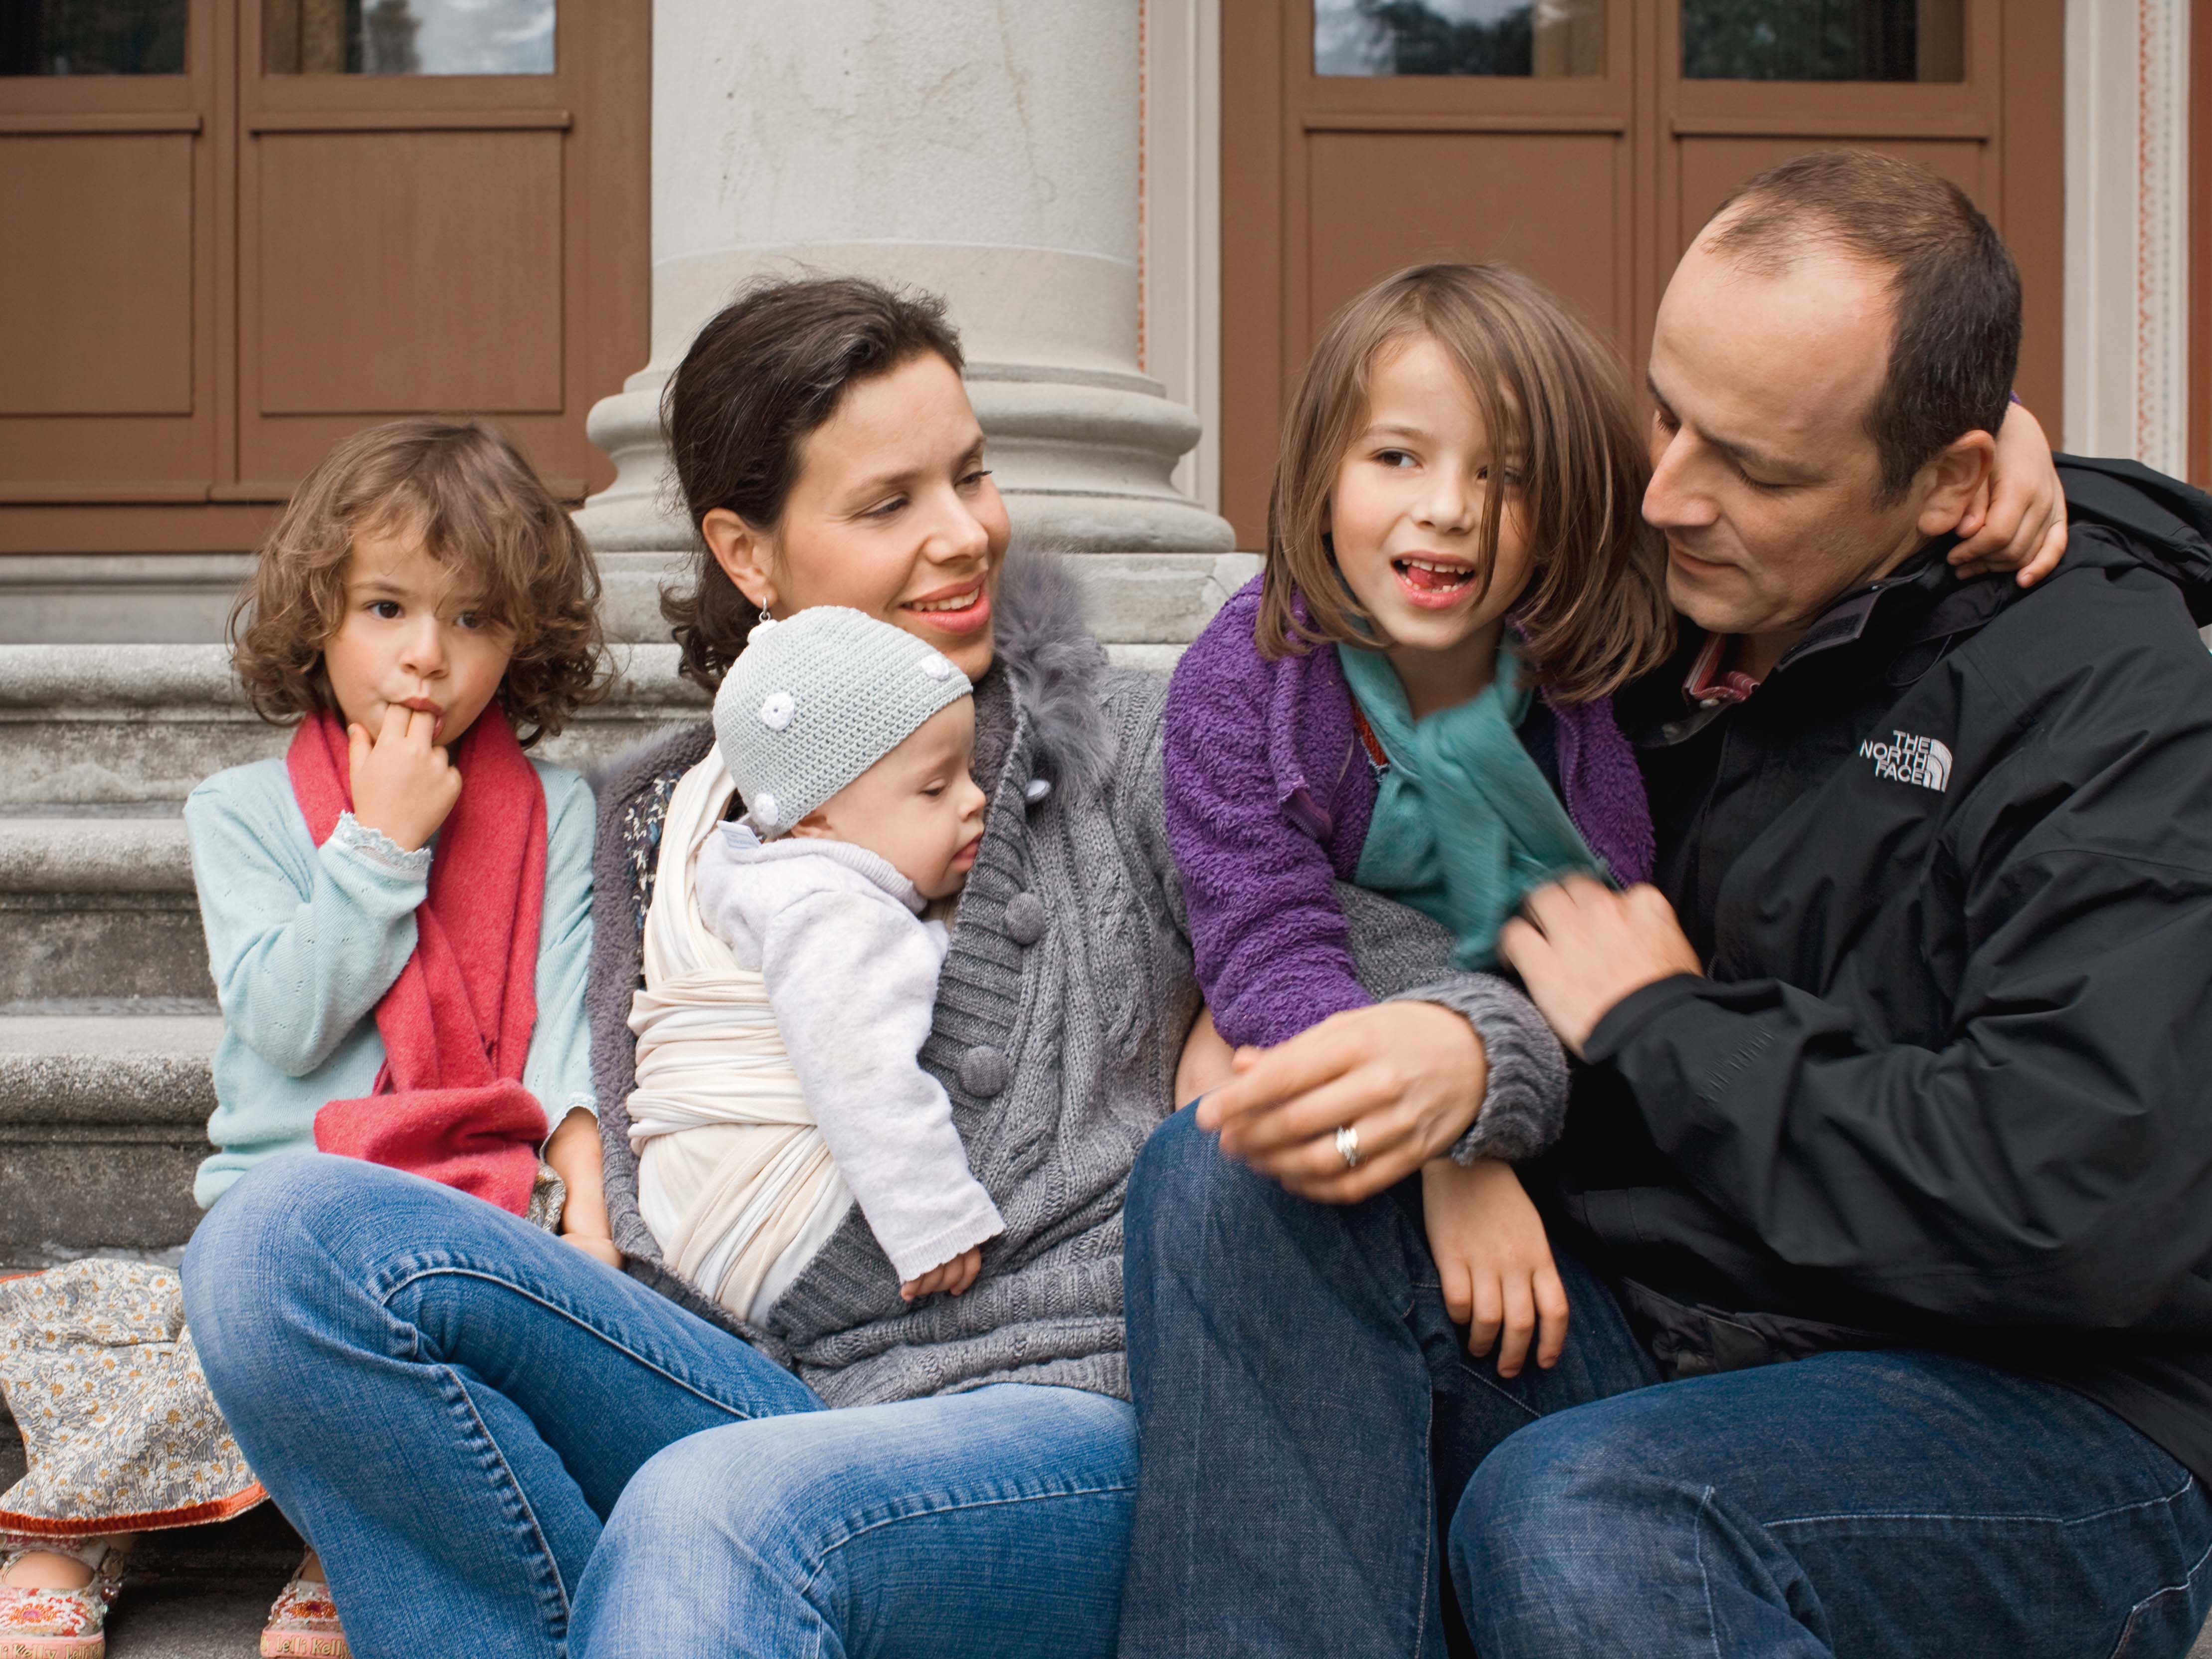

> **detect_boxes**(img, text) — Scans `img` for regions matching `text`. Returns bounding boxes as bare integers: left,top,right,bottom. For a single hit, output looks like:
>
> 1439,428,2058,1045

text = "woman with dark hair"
180,276,1563,1658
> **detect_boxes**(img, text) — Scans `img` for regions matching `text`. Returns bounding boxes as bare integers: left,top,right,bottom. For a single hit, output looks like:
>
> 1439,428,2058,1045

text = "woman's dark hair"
661,276,966,690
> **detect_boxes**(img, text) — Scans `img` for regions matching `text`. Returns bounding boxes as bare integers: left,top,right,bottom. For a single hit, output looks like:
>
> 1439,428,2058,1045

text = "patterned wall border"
2136,0,2190,471
2065,0,2191,472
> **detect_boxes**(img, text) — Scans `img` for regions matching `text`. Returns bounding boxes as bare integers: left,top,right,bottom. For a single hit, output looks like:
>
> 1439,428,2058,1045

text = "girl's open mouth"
951,834,983,871
1392,556,1477,610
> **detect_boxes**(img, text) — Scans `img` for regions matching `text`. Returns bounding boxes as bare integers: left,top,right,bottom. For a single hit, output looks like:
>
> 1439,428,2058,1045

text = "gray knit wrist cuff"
1387,975,1569,1165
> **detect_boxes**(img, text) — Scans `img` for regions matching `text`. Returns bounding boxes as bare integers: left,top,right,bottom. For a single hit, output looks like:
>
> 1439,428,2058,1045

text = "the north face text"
1860,730,1953,792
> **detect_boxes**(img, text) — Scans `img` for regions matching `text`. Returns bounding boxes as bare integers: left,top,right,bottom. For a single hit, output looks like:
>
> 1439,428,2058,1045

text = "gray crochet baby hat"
712,606,973,835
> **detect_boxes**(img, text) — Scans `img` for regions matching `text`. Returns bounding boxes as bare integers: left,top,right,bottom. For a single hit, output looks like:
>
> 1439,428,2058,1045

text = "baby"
643,605,1003,1316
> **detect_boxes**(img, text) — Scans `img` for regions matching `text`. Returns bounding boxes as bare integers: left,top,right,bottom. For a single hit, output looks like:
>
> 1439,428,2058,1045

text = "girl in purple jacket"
1166,262,1675,1375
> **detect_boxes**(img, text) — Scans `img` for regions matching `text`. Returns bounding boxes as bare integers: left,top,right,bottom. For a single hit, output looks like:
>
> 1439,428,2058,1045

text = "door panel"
254,127,564,414
0,0,644,550
0,131,196,415
1306,131,1624,344
0,0,218,505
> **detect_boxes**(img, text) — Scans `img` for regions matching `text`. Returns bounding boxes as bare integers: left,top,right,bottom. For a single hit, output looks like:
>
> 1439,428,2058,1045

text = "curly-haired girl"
0,417,610,1659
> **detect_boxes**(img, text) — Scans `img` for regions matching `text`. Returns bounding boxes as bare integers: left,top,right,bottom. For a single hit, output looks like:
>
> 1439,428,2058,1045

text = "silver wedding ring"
1335,1124,1362,1169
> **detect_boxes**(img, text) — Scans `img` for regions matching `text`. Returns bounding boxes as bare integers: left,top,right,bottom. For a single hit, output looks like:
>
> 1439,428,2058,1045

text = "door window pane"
264,0,554,75
1316,0,1604,78
0,0,186,75
1682,0,1964,81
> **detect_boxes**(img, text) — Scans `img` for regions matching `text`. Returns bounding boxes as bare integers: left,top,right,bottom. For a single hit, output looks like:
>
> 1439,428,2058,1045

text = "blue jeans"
183,1154,1136,1659
1118,1106,2212,1659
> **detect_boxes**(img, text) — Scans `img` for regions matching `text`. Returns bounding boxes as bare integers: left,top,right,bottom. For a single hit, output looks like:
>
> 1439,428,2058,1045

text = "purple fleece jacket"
1165,577,1656,1049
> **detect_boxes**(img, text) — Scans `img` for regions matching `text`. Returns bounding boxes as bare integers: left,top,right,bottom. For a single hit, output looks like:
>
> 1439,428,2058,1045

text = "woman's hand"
1422,1158,1569,1378
546,1106,621,1269
902,1247,982,1301
1176,1006,1237,1106
1950,399,2066,587
1194,1002,1488,1204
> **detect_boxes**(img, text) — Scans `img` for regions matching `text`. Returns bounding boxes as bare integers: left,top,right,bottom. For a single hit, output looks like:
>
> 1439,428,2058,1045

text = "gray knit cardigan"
588,552,1568,1408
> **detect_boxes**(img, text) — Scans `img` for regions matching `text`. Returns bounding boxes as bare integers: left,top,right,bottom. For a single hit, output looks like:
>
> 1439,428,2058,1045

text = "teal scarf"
1339,639,1597,970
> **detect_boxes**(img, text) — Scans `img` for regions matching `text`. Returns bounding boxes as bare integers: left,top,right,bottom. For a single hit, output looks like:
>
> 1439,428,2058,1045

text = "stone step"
0,818,208,1002
0,1008,217,1259
0,641,708,812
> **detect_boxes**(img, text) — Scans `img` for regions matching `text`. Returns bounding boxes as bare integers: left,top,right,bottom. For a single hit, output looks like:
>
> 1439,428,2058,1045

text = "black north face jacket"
1550,458,2212,1484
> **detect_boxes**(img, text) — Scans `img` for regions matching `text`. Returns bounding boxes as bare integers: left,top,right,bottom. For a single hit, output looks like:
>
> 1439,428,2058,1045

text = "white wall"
1141,0,1224,514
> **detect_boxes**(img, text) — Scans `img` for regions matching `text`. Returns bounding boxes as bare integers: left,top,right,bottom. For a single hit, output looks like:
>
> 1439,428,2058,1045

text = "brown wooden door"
0,0,645,556
0,0,222,513
1222,0,2065,548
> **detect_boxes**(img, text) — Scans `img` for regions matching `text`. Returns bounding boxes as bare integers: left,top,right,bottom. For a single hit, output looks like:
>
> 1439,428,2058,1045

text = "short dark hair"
661,276,966,690
1704,149,2021,503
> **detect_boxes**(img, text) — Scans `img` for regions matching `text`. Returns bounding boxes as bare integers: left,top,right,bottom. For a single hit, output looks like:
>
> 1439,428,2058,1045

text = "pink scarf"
286,708,549,1215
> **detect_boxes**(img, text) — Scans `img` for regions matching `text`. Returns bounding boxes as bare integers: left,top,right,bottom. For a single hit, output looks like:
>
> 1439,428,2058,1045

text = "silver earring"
757,604,773,626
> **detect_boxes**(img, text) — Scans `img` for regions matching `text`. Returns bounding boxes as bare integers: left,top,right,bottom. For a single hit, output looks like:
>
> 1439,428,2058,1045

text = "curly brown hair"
1260,263,1673,703
229,418,610,745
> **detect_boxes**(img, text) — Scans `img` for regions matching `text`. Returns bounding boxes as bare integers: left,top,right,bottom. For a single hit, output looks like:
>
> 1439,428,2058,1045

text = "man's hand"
902,1246,982,1301
348,703,462,852
1950,399,2065,587
1499,877,1702,1058
1194,1002,1488,1204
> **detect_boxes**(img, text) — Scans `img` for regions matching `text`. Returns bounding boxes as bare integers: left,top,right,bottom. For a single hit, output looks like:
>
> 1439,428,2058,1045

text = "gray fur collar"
990,548,1113,796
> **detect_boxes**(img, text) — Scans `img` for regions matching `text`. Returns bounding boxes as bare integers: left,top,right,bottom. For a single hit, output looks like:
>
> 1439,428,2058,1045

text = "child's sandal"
0,1533,128,1659
258,1551,350,1659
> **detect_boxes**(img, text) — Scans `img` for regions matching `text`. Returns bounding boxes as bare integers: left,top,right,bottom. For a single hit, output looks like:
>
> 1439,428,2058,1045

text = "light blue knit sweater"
183,755,597,1208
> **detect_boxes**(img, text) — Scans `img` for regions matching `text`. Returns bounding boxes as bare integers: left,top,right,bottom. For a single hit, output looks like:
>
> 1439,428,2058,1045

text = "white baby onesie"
692,823,1006,1286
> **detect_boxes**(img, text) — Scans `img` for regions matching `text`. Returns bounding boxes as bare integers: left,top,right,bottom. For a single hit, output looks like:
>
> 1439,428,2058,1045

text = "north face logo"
1860,730,1953,792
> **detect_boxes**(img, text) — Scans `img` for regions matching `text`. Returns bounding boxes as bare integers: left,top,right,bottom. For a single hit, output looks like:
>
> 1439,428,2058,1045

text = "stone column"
577,0,1248,654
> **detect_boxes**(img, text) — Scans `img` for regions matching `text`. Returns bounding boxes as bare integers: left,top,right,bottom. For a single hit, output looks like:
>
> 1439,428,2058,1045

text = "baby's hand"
348,704,462,852
1422,1157,1569,1379
901,1246,982,1302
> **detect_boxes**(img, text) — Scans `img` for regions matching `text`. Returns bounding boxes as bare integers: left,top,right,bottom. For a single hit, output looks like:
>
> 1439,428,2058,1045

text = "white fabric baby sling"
627,754,854,1323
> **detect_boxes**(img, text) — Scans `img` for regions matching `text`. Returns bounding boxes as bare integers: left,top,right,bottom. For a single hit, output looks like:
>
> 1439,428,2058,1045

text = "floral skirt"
0,1260,262,1536
0,1163,567,1536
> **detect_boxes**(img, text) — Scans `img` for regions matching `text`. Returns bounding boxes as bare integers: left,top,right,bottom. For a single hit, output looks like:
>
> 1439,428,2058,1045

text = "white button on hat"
758,691,796,730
